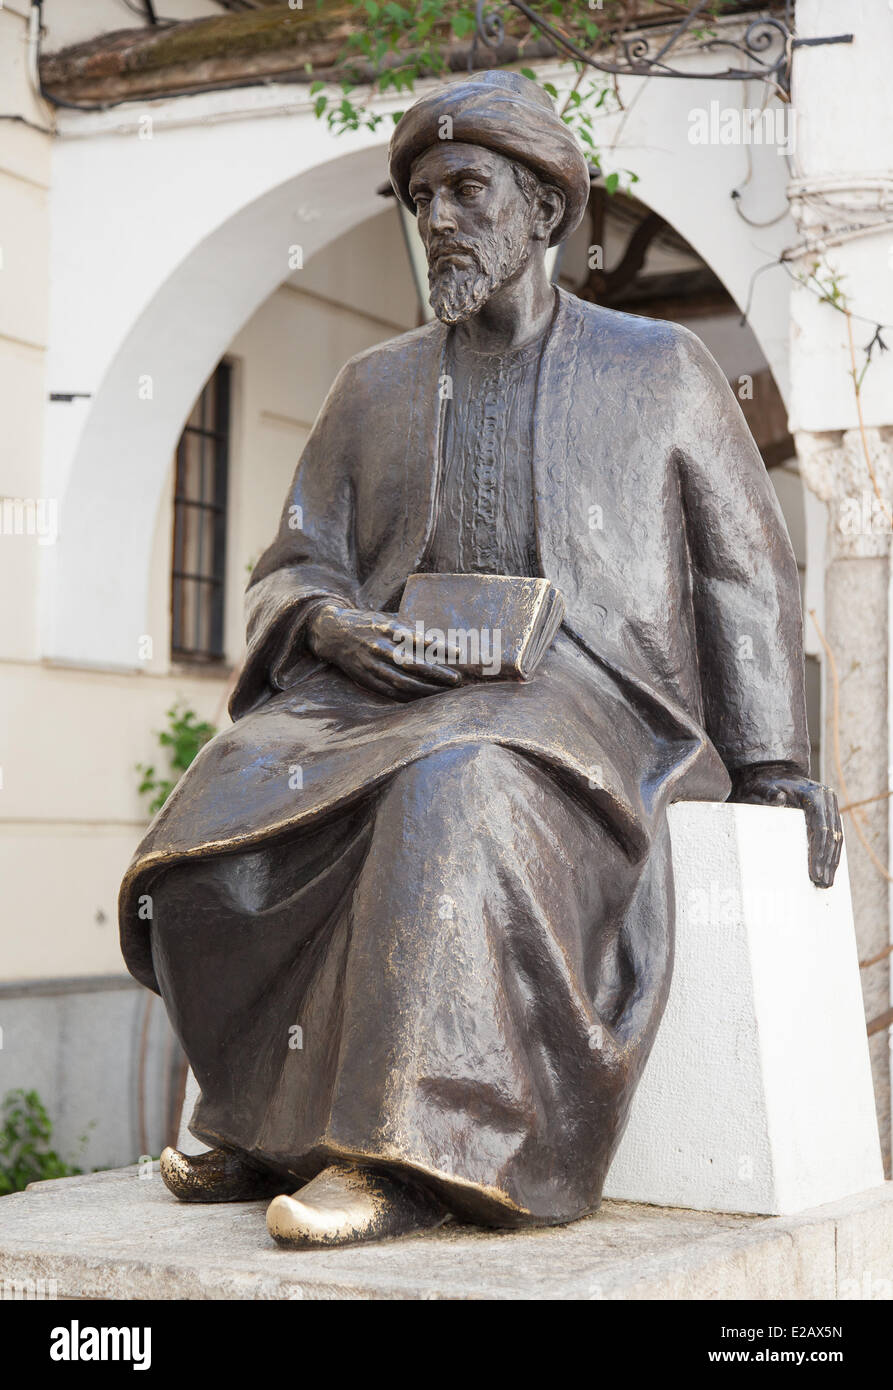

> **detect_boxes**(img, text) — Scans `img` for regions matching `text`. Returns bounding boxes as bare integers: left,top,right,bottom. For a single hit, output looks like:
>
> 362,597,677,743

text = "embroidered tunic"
422,329,544,578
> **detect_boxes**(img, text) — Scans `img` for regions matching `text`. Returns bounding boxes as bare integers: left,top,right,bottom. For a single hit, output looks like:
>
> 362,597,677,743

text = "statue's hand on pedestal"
729,762,843,889
307,601,463,702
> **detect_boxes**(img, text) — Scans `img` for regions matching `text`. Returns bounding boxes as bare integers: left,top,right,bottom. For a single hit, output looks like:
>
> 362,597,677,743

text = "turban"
388,69,591,246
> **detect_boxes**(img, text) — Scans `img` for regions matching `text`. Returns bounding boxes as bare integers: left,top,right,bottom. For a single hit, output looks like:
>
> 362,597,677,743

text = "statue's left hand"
729,762,843,889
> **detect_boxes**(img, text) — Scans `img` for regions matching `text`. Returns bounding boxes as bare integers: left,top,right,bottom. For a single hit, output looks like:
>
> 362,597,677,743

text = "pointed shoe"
160,1145,291,1203
266,1161,447,1249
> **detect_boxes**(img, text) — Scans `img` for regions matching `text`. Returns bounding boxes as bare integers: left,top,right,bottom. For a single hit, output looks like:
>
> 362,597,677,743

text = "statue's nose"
429,193,457,235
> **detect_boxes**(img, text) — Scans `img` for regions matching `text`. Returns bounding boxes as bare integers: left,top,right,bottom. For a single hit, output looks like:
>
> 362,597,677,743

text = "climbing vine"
0,1090,86,1195
136,702,217,815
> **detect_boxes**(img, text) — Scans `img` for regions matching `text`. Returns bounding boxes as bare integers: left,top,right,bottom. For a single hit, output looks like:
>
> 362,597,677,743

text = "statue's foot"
159,1145,290,1203
266,1162,447,1249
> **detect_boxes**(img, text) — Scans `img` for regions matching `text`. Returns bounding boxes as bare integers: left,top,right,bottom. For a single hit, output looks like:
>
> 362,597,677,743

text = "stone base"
1,1167,892,1300
606,803,883,1214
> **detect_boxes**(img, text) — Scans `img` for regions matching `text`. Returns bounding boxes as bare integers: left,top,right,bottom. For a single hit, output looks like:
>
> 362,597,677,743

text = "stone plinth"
0,1167,891,1300
605,803,883,1215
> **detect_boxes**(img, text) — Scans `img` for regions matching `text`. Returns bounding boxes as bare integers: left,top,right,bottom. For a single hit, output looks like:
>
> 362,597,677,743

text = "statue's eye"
459,183,482,198
412,192,430,207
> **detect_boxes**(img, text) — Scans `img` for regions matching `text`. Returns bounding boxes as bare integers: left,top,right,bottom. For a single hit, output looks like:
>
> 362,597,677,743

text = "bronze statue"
119,71,842,1249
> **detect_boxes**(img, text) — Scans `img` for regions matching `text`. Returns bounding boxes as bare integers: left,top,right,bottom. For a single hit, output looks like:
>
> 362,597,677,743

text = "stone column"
797,432,893,1169
791,1,893,1168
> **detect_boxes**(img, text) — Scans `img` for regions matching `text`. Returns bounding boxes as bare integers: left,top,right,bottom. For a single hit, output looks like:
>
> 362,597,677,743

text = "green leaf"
136,702,216,814
0,1090,82,1192
604,171,620,194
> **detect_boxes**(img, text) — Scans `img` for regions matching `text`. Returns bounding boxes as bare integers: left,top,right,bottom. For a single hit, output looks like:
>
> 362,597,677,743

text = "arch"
43,74,796,669
42,142,391,668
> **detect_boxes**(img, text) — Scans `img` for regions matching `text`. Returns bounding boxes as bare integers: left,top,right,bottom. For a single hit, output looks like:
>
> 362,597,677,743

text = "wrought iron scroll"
471,0,852,97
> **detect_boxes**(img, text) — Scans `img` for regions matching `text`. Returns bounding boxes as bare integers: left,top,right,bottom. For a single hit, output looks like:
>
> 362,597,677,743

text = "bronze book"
397,573,566,681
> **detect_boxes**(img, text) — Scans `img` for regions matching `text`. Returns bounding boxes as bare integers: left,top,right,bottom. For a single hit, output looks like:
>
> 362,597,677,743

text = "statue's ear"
534,184,565,242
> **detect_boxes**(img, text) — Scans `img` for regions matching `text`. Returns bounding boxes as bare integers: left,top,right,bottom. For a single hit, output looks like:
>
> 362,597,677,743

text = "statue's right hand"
306,602,463,702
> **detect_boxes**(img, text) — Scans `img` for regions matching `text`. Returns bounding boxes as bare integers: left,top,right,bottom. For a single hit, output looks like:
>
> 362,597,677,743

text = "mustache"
427,242,483,269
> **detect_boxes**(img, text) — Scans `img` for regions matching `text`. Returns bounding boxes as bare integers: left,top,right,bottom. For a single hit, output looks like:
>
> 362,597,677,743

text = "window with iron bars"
170,361,231,663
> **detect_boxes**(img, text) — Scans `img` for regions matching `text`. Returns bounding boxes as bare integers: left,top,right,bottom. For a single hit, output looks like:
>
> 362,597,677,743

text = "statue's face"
408,142,537,325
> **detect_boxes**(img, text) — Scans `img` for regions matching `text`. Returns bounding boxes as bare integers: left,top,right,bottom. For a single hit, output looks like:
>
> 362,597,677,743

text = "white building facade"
1,0,891,1174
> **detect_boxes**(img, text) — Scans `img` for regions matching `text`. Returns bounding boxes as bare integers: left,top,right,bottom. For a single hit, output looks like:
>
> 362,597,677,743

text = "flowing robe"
119,289,809,1226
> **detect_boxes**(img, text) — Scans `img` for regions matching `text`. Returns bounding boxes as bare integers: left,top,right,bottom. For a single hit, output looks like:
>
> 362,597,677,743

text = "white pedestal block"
178,801,883,1218
604,801,884,1215
177,1068,204,1155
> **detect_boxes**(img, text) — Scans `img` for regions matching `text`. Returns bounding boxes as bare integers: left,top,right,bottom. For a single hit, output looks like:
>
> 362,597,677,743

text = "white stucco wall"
0,1,51,667
789,0,893,434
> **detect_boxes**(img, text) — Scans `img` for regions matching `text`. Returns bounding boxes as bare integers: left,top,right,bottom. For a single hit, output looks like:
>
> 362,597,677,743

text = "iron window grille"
170,361,231,664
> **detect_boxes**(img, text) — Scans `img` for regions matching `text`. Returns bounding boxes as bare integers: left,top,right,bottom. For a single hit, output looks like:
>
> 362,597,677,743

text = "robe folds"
119,288,809,1226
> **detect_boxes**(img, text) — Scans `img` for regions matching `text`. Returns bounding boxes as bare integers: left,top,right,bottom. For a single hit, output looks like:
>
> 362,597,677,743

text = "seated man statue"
119,71,842,1249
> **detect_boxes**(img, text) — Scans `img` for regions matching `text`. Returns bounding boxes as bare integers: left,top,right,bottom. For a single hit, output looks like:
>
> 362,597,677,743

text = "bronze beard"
427,224,530,325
